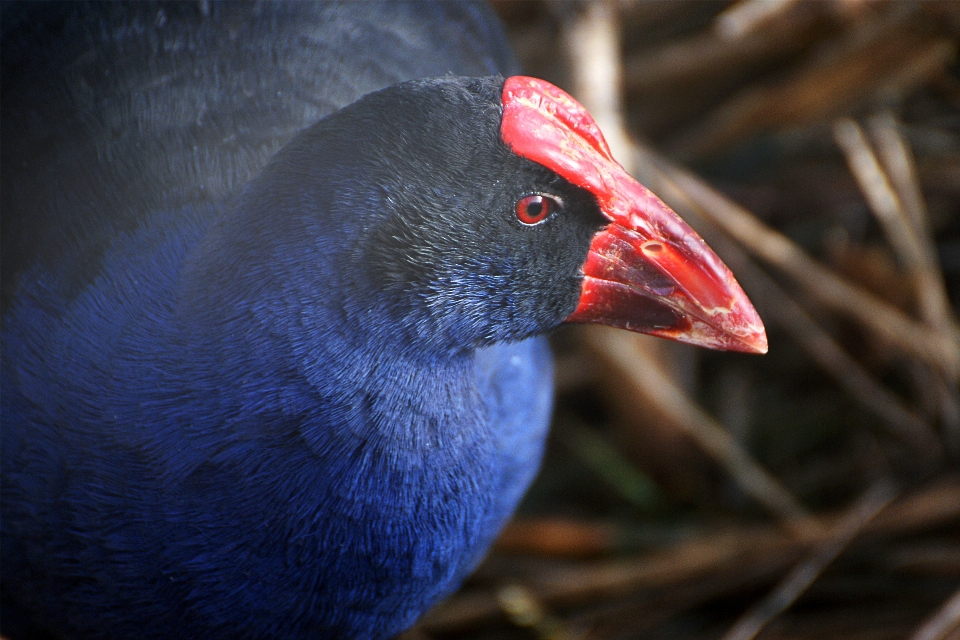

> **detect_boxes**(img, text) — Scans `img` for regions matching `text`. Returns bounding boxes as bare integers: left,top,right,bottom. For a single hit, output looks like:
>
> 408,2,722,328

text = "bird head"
240,76,766,358
500,76,767,353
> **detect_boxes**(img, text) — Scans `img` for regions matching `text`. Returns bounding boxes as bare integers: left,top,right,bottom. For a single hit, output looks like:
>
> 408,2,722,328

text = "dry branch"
720,481,898,640
581,327,811,523
838,114,960,451
910,586,960,640
868,114,958,328
624,3,820,98
714,0,803,40
418,478,960,635
834,119,929,277
669,7,956,160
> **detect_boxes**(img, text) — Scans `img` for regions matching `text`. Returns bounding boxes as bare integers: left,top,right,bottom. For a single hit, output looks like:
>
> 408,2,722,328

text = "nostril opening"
642,242,663,254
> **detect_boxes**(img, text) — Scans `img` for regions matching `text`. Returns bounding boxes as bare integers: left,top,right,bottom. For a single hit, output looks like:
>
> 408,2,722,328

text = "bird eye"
515,194,558,226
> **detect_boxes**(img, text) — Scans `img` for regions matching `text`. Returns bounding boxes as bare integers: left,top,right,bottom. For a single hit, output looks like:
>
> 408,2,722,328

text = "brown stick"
867,115,936,259
624,2,820,98
418,479,960,633
563,0,690,383
669,5,956,160
865,112,960,452
720,481,898,640
910,586,960,640
581,326,811,523
836,118,958,340
834,119,925,273
714,0,802,39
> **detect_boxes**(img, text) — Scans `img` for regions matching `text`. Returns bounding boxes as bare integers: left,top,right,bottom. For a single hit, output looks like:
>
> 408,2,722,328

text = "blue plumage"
2,3,564,638
3,207,551,636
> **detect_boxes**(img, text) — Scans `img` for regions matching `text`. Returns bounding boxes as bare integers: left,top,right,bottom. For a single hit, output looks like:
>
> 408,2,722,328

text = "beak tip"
755,330,769,354
731,305,768,354
672,325,768,354
689,304,768,354
742,332,769,354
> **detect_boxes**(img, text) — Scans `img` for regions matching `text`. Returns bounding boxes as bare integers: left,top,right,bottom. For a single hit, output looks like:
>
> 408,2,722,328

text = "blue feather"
2,3,565,638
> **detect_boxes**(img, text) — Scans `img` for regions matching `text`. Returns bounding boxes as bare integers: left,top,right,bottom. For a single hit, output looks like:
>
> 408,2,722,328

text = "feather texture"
2,4,565,639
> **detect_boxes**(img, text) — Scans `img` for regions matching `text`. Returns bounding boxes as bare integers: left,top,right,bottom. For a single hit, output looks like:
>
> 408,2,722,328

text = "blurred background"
406,1,960,639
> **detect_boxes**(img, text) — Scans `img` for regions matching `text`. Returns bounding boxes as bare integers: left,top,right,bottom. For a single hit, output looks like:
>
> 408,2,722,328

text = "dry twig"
910,586,960,640
581,327,811,523
624,3,819,101
834,119,931,285
670,7,956,160
418,478,960,634
865,112,960,453
867,112,953,333
720,481,898,640
834,118,958,343
714,0,803,40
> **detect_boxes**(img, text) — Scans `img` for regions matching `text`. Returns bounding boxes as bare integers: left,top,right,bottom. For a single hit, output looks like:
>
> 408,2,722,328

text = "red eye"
515,194,557,225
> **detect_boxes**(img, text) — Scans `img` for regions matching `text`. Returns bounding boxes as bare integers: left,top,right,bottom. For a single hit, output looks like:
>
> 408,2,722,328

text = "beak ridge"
501,76,767,354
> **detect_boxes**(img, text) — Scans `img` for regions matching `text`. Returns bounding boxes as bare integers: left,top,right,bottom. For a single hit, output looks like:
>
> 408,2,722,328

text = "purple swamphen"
1,2,766,639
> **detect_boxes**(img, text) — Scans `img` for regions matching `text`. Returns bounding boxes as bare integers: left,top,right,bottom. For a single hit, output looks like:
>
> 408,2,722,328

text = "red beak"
501,76,767,354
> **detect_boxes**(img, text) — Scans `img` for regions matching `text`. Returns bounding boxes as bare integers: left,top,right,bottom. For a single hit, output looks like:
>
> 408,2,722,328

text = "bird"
0,2,767,639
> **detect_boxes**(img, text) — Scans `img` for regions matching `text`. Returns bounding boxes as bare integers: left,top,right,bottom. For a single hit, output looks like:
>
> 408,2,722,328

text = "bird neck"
175,200,492,455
